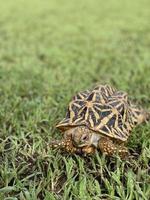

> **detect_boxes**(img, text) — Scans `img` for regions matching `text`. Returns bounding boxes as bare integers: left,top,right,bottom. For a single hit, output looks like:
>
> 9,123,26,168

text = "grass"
0,0,150,199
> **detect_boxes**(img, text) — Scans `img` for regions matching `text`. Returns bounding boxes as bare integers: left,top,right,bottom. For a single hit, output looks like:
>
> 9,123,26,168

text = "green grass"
0,0,150,199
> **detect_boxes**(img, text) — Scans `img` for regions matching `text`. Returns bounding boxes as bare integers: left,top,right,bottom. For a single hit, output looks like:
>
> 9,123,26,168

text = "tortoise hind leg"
135,110,149,125
142,110,150,122
98,137,129,158
129,105,150,125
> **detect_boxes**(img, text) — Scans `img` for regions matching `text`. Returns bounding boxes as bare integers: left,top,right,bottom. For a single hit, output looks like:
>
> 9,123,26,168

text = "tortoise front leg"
49,139,83,154
98,137,129,158
49,139,96,155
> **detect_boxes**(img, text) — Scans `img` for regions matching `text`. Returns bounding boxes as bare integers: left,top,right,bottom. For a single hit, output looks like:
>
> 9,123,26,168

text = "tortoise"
51,85,149,157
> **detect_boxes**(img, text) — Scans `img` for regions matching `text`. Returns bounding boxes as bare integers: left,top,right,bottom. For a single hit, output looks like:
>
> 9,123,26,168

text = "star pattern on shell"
56,85,141,141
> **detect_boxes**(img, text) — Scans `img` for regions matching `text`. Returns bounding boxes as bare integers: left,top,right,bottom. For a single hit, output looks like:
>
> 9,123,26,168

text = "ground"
0,0,150,199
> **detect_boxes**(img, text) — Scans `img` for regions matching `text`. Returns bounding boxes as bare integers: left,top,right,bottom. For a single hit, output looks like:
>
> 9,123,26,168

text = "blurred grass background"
0,0,150,199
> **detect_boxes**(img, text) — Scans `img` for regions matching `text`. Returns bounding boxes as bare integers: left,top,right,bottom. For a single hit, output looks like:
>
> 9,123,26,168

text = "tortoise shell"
56,85,141,141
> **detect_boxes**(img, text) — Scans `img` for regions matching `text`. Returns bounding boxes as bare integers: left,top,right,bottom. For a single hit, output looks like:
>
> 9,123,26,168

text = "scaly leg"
49,139,95,155
49,138,82,153
129,105,150,125
98,137,129,158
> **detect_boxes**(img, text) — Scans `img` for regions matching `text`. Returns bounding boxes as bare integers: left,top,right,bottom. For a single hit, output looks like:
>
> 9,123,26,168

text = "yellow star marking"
86,101,93,108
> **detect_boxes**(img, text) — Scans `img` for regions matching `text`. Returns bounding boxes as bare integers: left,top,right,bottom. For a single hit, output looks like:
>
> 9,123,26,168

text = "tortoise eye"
81,134,89,141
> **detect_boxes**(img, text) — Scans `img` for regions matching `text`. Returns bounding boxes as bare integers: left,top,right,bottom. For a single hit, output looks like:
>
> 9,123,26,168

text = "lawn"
0,0,150,199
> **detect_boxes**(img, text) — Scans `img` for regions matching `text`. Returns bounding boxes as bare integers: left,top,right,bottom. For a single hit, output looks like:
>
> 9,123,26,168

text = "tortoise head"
65,126,100,148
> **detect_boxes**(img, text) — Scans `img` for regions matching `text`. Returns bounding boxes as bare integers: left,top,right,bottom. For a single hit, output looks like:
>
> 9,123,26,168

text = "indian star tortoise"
51,85,149,158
